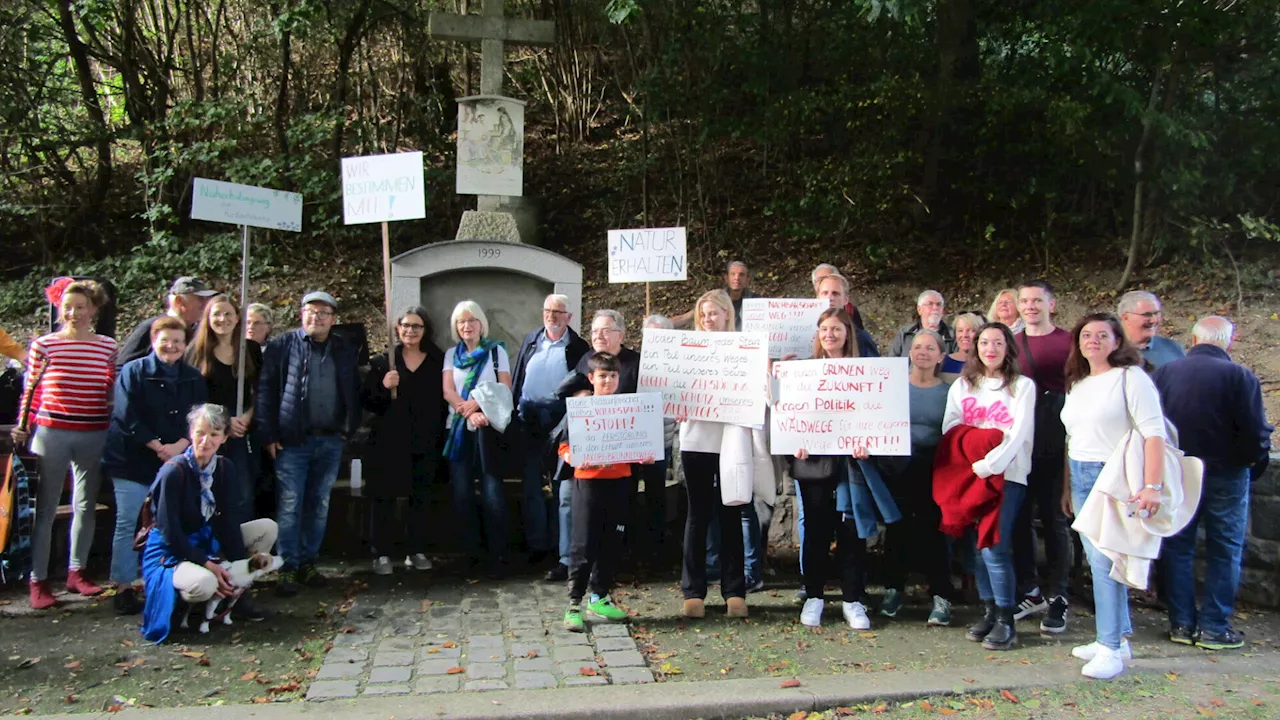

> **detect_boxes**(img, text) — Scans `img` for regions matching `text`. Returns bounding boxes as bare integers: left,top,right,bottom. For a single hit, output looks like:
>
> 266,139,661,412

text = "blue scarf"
182,447,218,521
443,339,499,461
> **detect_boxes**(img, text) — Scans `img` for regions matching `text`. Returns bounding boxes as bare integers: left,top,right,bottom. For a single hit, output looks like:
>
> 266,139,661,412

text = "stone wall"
1241,454,1280,607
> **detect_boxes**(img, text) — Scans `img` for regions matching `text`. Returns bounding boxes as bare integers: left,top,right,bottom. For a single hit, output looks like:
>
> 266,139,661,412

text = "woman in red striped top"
11,279,117,609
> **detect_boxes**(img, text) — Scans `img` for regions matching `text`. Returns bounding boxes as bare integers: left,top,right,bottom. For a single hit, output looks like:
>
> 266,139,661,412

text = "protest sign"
741,298,829,359
341,151,427,225
607,227,687,283
565,393,665,467
191,178,302,232
770,357,911,456
637,329,769,426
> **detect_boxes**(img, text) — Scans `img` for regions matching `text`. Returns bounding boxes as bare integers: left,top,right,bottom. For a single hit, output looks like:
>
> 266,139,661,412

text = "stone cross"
428,0,555,97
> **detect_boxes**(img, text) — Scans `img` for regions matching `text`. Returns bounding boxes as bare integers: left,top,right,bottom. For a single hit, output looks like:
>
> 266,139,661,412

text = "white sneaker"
1072,639,1132,661
1081,644,1125,680
843,601,871,630
407,554,433,571
800,598,824,627
373,556,393,575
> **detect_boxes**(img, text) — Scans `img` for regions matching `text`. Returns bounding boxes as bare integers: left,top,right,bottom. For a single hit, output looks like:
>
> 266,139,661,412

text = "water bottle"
350,458,363,498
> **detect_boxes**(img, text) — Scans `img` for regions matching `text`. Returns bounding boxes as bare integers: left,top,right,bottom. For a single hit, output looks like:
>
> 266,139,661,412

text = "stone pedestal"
465,197,540,245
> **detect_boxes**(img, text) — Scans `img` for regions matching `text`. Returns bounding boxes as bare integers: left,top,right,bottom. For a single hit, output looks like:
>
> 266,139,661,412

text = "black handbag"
788,455,837,481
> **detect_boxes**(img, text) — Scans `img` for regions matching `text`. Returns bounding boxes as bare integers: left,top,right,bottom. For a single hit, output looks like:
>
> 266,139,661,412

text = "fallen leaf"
64,660,82,670
1001,690,1020,704
659,661,682,675
1167,672,1179,681
780,679,801,688
14,709,33,716
119,639,135,647
872,703,888,713
919,701,934,711
446,666,465,675
442,641,457,649
251,697,269,704
65,695,78,704
15,658,41,670
787,713,807,720
241,671,259,681
1210,699,1225,707
939,709,956,716
859,632,877,639
198,657,211,666
426,647,440,654
180,651,206,659
578,666,598,676
524,650,539,659
963,677,976,683
267,681,300,694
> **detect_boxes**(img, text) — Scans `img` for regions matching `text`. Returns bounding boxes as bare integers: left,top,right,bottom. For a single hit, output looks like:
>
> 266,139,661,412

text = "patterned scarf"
183,446,219,521
443,338,498,461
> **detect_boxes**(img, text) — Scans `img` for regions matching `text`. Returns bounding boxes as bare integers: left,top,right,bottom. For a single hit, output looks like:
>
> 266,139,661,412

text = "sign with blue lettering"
191,178,302,231
341,151,427,225
607,227,687,283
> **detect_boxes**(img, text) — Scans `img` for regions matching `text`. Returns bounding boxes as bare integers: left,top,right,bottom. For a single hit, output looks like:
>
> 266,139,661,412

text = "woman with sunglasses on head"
362,307,446,575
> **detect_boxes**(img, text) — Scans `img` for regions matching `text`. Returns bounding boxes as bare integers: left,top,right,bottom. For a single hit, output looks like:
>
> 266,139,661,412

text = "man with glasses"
511,294,590,569
118,276,219,367
1117,291,1185,368
890,290,958,357
257,291,361,596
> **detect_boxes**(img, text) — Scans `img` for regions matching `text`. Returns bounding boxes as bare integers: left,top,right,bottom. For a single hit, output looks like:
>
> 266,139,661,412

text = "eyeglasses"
542,308,568,317
457,318,481,326
398,322,425,331
1125,311,1161,319
591,327,620,336
302,308,335,319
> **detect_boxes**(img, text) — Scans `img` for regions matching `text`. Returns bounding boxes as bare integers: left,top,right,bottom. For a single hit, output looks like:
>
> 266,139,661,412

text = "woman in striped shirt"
11,279,117,610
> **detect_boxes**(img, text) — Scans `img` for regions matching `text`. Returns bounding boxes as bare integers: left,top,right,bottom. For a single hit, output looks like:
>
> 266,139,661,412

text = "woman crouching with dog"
139,404,278,643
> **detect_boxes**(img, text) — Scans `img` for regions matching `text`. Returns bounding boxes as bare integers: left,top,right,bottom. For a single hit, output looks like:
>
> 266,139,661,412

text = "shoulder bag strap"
1018,332,1039,380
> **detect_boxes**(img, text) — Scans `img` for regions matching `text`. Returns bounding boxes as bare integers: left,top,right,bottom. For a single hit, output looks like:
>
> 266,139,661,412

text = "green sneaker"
927,595,952,627
880,588,903,617
587,594,629,622
563,605,586,632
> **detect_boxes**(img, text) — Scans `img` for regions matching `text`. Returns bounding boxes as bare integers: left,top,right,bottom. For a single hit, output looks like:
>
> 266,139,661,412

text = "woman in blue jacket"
104,316,208,615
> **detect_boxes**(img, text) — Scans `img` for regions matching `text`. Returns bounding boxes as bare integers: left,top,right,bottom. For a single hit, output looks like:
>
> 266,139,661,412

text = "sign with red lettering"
741,298,829,359
770,357,911,456
637,329,770,426
565,392,665,467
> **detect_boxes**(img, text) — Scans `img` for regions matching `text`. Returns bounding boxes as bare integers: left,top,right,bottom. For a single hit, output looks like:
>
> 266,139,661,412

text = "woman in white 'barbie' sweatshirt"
941,322,1036,652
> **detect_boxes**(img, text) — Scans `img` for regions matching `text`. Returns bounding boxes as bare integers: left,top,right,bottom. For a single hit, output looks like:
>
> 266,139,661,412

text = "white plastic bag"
470,380,514,434
718,426,753,506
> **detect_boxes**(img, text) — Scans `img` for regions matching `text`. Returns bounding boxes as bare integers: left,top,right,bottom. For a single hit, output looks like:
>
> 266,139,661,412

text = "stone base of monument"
472,197,540,245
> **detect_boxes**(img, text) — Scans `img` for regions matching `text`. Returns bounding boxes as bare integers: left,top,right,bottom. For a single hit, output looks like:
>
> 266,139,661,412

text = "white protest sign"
637,329,769,426
607,227,687,283
565,393,665,467
191,178,302,232
741,298,829,359
341,151,427,225
770,357,911,456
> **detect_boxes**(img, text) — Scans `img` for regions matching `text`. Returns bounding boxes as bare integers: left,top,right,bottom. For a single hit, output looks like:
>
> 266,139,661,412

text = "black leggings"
369,453,435,556
883,449,955,599
681,451,746,600
568,477,630,603
798,476,866,602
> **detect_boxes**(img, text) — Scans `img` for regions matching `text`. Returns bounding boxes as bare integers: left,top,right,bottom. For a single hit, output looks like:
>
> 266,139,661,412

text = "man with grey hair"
1117,290,1185,368
512,294,590,566
811,263,840,291
673,261,759,330
889,289,957,356
1153,316,1273,650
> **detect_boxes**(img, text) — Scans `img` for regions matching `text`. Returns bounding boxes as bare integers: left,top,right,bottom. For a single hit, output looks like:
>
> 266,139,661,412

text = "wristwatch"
1144,483,1164,491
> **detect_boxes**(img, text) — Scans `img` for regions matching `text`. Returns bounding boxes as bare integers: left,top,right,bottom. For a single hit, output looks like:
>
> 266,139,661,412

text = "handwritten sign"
565,393,665,466
637,329,769,426
191,178,302,232
341,151,427,225
608,227,687,283
770,357,911,456
741,298,829,359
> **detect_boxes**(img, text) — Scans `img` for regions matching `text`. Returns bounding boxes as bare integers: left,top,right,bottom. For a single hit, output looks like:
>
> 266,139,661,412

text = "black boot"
114,587,143,616
982,606,1018,650
966,601,996,642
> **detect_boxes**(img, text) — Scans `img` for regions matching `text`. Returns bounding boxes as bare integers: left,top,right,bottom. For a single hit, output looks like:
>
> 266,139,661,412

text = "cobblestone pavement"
307,577,655,700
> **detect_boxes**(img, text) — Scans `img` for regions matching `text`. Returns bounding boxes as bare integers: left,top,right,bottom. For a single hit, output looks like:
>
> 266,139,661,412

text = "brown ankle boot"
29,580,58,610
66,569,103,596
681,598,705,618
726,597,749,618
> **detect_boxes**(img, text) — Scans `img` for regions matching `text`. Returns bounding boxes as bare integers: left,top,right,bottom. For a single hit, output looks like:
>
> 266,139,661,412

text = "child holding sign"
558,353,652,631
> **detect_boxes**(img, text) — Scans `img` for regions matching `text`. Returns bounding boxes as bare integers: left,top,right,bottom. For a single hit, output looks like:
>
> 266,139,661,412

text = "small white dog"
179,552,283,633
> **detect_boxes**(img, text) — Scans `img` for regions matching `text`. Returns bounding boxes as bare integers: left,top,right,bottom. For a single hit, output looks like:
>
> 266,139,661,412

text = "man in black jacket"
1154,316,1273,651
510,294,589,566
257,291,361,596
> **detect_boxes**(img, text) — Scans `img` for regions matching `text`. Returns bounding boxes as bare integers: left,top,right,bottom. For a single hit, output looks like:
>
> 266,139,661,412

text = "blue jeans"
1161,466,1250,635
1070,459,1133,650
109,479,151,585
795,480,806,576
518,404,556,553
742,501,764,584
450,436,507,559
973,481,1026,608
556,477,573,566
274,434,345,570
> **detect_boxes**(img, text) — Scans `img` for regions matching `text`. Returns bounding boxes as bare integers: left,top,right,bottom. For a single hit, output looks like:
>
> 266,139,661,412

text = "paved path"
306,576,655,700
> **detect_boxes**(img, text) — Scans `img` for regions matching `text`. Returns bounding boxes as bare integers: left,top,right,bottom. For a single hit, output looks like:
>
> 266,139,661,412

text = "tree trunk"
55,0,112,211
923,0,980,242
1117,69,1164,291
330,0,374,160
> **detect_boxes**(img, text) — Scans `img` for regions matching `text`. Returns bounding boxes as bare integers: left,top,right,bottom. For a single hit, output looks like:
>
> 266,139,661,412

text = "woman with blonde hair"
988,290,1024,333
941,312,985,381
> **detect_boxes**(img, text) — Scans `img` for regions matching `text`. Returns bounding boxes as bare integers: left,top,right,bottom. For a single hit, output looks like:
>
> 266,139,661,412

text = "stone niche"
390,240,583,353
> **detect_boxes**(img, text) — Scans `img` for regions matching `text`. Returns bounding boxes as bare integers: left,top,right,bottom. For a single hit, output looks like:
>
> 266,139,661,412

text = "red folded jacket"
933,425,1007,549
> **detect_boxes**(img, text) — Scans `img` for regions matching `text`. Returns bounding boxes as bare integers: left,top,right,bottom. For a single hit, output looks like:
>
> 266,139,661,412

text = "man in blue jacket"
1153,316,1273,651
257,291,361,596
511,294,588,572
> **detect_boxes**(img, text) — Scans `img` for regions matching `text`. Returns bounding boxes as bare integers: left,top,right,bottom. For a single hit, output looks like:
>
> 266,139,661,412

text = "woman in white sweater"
678,290,749,619
1060,312,1167,680
941,322,1035,651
